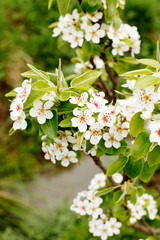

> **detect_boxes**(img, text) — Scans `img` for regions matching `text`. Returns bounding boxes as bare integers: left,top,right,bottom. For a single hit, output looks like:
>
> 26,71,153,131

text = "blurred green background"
0,0,160,239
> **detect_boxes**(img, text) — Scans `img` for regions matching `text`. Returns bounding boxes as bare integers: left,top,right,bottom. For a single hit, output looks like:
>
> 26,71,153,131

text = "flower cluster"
52,7,140,56
10,79,32,130
107,23,141,57
123,78,160,147
70,89,134,151
42,130,78,167
70,173,122,240
127,193,158,224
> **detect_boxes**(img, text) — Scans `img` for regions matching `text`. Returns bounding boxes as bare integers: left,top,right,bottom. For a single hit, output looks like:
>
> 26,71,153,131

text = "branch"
94,77,113,102
91,155,116,186
89,56,113,102
132,222,160,237
100,53,119,104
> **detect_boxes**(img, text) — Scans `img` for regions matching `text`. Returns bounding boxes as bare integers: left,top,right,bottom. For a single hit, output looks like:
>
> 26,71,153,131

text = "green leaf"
130,112,145,137
59,118,72,128
25,119,32,133
137,186,145,196
81,0,102,13
113,190,125,205
131,132,152,161
105,0,117,22
5,90,17,98
23,90,46,109
9,127,15,136
118,57,139,65
137,58,160,69
48,0,53,9
113,15,122,30
107,156,128,176
32,80,56,91
71,70,101,88
121,68,152,77
113,206,127,222
27,64,49,81
57,59,68,90
76,132,85,150
95,186,118,197
58,101,76,115
96,147,104,157
57,0,70,16
98,139,128,156
41,111,58,139
140,161,157,183
135,75,160,89
147,145,160,166
21,70,50,81
87,0,98,7
125,157,143,178
85,140,94,152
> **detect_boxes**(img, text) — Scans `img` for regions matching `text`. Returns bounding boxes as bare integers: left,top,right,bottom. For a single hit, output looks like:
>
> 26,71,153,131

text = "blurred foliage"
0,202,148,240
0,0,160,236
123,0,160,59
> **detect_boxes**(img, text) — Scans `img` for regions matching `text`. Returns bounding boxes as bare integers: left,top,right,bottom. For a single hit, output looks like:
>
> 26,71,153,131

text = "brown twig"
132,222,160,237
100,53,119,104
91,155,116,186
89,56,113,102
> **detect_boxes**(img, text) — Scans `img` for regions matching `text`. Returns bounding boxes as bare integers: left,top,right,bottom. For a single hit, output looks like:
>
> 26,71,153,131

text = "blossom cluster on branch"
6,0,160,238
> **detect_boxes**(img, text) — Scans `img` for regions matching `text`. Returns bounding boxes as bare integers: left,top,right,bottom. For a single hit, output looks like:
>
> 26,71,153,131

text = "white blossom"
84,122,103,145
87,12,103,23
29,100,54,124
71,108,95,132
14,79,31,102
10,111,27,130
85,23,105,43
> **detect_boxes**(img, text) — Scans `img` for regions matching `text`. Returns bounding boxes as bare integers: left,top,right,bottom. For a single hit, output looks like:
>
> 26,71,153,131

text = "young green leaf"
5,90,17,98
87,0,98,7
71,70,101,88
147,145,160,166
9,127,15,136
113,190,125,205
21,70,50,81
27,64,49,81
57,0,70,16
131,132,152,161
32,80,56,91
59,118,72,128
113,206,128,222
121,68,152,77
125,157,143,178
135,75,160,89
48,0,53,9
107,156,128,176
41,111,58,139
137,58,160,69
95,186,119,197
130,112,145,137
23,90,46,109
105,0,117,22
76,132,85,150
140,161,157,183
81,0,102,13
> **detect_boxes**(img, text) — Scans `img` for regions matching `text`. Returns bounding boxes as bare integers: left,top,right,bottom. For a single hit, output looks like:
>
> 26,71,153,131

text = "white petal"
29,108,38,117
33,100,43,109
61,159,70,167
44,101,54,109
44,110,53,119
38,115,46,124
